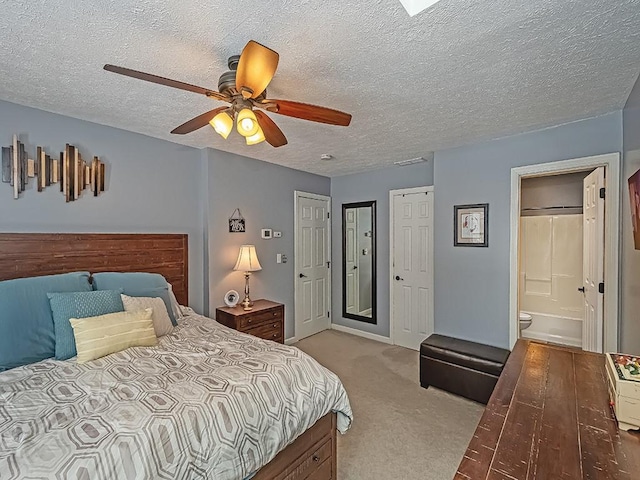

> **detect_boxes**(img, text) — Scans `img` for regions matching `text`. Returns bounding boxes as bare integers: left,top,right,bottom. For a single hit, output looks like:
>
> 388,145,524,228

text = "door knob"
395,275,404,281
578,286,585,293
299,273,307,278
353,266,358,270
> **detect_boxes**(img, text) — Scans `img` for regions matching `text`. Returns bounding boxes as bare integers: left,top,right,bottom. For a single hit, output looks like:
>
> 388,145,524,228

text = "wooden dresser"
455,340,640,479
215,299,284,343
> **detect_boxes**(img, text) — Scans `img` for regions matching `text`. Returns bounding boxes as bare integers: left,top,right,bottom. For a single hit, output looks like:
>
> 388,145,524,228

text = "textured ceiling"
0,0,639,177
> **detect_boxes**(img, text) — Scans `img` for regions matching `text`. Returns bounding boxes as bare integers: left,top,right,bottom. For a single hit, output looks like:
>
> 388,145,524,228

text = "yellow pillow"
69,308,158,363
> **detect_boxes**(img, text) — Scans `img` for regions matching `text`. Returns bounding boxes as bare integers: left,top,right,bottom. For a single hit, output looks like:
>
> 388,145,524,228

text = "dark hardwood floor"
456,340,640,479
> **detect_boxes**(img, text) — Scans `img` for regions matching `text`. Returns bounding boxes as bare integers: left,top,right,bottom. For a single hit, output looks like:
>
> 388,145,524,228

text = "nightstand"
215,299,284,343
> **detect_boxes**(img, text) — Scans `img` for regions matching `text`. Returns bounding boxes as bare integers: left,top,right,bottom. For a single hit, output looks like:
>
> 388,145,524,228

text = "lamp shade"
233,245,262,272
246,125,266,145
210,111,233,139
236,108,260,137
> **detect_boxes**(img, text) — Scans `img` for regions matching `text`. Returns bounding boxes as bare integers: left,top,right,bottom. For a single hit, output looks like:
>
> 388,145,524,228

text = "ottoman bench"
420,334,510,404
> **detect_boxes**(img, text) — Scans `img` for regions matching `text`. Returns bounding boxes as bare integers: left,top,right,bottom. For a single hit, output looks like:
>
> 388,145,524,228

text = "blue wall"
622,71,640,353
206,149,330,339
331,161,434,337
433,112,623,348
2,99,634,351
0,100,206,312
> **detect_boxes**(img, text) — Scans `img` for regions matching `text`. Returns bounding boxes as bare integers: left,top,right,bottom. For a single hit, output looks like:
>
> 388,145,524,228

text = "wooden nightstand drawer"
238,308,283,329
215,299,285,344
245,320,283,342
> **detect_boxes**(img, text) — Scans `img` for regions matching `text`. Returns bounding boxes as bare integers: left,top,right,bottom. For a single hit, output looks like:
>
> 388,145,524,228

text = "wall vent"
394,156,426,167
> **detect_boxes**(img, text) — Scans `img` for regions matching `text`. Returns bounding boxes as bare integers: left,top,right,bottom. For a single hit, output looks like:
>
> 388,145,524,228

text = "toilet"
519,312,532,330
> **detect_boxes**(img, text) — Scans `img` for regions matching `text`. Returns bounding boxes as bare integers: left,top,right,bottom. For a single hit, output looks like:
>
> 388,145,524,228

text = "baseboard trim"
330,324,393,345
285,337,297,345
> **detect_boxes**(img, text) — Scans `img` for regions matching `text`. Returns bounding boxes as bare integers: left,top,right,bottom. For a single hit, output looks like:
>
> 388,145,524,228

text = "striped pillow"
69,308,158,363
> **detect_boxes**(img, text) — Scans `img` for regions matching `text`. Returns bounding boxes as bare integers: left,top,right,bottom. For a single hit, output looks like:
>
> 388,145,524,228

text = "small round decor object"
224,290,240,307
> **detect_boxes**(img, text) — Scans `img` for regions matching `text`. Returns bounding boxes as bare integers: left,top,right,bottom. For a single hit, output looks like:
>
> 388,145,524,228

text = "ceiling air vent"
394,156,427,167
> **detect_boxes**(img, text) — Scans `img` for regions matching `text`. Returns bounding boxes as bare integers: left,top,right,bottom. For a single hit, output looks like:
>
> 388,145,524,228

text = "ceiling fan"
104,41,352,148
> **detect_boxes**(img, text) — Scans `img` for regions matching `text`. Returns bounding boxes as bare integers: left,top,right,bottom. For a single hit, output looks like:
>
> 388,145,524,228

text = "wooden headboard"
0,233,189,305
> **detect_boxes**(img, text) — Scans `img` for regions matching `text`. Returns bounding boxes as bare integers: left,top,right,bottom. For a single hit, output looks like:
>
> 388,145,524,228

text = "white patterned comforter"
0,314,352,479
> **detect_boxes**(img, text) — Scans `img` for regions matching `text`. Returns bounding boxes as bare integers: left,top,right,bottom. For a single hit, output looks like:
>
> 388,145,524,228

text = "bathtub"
520,311,583,348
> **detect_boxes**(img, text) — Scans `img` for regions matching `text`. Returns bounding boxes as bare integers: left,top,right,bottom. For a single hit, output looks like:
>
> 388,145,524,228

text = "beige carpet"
295,330,484,480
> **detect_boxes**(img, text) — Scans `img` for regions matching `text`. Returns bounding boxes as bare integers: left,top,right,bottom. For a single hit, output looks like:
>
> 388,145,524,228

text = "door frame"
293,191,332,342
509,152,620,352
389,185,435,345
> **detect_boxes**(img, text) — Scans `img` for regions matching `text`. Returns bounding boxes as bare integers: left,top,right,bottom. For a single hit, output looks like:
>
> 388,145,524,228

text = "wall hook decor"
2,134,106,201
228,208,246,233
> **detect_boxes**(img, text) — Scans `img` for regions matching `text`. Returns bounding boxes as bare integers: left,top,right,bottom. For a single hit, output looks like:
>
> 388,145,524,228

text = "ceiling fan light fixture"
104,40,350,148
246,126,266,145
237,108,259,137
209,111,234,139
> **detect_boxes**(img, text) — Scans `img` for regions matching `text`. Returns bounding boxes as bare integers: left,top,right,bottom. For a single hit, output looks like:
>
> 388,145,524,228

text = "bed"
0,233,352,480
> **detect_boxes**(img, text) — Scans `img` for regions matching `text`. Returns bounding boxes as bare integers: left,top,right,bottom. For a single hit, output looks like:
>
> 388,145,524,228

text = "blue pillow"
92,272,177,325
47,290,125,360
0,272,92,371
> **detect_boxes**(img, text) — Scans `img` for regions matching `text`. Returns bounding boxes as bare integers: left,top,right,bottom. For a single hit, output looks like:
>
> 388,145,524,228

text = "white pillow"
167,283,185,321
121,294,173,337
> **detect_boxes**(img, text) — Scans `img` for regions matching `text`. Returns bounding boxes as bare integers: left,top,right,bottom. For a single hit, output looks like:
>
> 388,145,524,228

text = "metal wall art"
1,134,106,202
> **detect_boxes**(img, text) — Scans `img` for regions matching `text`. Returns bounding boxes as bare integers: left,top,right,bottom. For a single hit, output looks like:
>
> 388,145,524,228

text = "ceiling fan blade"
235,41,279,99
254,110,288,147
171,107,228,135
266,99,352,126
104,64,229,102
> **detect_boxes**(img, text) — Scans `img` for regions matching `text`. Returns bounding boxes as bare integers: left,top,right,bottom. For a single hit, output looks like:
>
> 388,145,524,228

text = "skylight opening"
399,0,440,17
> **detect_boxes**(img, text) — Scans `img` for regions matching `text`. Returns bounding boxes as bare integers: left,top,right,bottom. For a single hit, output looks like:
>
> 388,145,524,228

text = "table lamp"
233,244,262,310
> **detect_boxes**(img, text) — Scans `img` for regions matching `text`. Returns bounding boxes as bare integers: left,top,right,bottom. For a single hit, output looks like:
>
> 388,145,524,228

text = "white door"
295,192,331,340
582,167,605,353
344,207,359,315
391,188,434,350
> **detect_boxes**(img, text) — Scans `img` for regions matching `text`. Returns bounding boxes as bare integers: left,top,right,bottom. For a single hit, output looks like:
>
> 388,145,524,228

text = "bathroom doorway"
508,153,621,354
518,171,591,349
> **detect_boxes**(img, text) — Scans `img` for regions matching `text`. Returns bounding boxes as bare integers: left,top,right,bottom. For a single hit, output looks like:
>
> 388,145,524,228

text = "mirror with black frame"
342,201,376,324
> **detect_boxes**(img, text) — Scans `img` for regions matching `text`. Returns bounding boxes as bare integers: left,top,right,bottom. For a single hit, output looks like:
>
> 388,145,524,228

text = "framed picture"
224,290,240,307
629,168,640,250
454,203,488,247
